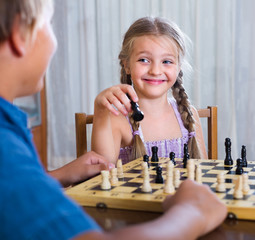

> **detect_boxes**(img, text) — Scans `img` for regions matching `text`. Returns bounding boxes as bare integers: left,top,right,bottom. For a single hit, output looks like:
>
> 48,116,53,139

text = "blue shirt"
0,97,100,239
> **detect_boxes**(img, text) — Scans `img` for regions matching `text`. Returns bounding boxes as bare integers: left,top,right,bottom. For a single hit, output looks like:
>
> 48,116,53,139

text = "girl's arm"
91,84,137,164
191,106,208,159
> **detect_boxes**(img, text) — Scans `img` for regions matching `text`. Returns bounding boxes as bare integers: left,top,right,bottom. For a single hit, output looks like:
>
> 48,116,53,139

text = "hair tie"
133,130,139,136
188,131,196,138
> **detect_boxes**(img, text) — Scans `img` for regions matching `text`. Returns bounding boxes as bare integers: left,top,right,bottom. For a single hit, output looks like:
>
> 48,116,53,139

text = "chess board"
65,158,255,221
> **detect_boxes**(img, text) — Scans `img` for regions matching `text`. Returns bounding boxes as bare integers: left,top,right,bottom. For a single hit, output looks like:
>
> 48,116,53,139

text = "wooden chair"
75,106,217,159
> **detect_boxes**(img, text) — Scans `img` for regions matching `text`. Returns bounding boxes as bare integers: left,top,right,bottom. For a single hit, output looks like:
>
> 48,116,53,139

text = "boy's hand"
48,151,114,187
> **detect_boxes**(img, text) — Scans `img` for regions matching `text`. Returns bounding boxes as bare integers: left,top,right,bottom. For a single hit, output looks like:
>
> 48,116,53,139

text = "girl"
92,17,207,164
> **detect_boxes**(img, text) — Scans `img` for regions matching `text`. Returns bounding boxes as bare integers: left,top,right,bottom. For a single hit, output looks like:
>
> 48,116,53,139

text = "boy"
0,0,227,239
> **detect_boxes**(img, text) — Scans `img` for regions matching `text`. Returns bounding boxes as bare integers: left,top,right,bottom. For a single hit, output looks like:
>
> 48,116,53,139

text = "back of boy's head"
119,16,202,159
0,0,53,44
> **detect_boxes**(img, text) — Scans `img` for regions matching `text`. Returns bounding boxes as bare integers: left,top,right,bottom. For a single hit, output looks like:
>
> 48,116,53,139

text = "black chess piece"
143,154,150,168
241,145,247,167
151,146,159,167
184,143,188,155
235,158,244,175
183,152,189,168
224,138,233,165
169,152,176,165
126,94,144,122
155,166,164,183
183,144,189,168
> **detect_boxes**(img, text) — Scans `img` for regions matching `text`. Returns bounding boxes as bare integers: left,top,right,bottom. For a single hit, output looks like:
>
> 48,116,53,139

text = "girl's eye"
138,58,149,63
163,60,173,64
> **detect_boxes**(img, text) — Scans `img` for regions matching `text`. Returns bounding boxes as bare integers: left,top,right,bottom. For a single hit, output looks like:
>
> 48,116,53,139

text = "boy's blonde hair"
0,0,53,43
119,16,201,160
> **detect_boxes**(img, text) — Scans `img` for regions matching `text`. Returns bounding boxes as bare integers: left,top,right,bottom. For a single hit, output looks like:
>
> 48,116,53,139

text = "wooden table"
84,206,255,239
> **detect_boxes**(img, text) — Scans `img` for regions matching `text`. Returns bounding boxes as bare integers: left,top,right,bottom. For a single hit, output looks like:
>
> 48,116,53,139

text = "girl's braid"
172,71,202,159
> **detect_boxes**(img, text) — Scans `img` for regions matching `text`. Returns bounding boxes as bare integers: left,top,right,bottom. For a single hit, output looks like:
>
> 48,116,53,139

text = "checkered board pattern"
65,158,255,220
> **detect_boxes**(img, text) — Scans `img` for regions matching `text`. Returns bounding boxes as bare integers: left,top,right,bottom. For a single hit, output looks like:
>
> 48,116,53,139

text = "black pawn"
143,154,150,168
235,158,243,175
183,152,190,168
184,143,188,155
224,138,233,165
151,146,159,167
155,166,164,183
241,145,247,167
169,152,176,165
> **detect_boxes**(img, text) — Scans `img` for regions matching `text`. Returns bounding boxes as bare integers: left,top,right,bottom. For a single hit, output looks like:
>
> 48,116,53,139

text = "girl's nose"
148,62,162,76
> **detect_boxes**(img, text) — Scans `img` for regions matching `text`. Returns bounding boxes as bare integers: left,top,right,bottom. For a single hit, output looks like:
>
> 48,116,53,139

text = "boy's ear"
9,16,27,56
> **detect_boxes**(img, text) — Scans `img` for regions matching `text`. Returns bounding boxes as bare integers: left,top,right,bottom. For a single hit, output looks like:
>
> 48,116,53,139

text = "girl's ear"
9,16,28,56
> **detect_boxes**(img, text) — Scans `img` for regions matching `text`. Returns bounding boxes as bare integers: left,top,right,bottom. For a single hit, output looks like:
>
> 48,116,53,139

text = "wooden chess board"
65,158,255,220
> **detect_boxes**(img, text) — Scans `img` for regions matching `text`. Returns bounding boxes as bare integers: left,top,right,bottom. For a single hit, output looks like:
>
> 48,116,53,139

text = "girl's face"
125,35,180,99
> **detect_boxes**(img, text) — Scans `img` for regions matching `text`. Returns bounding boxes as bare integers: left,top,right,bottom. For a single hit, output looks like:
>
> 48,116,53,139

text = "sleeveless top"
118,98,195,164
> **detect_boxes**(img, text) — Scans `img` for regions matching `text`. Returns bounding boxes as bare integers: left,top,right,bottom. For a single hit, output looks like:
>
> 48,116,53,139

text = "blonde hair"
0,0,53,43
118,16,201,159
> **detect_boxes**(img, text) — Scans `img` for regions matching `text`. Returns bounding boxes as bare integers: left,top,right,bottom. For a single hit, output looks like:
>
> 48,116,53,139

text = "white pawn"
242,173,251,196
195,163,202,184
164,173,175,194
117,159,124,179
141,169,152,193
166,161,174,177
174,169,180,189
187,160,195,180
234,175,243,199
141,161,148,177
110,168,118,186
216,172,226,193
101,170,111,190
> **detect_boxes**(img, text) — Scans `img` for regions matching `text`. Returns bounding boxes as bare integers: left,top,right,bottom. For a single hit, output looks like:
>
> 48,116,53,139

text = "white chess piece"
174,169,180,189
216,172,226,193
187,160,195,180
164,173,175,194
101,170,111,190
110,168,118,186
141,169,152,193
117,159,124,178
234,175,243,199
141,161,148,177
195,163,202,184
242,173,251,196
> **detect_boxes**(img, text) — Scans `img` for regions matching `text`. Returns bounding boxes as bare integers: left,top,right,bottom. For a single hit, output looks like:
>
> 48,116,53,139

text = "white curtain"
47,0,255,170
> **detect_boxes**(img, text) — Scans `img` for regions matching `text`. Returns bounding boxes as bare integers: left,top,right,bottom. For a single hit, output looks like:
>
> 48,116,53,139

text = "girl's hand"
94,84,138,116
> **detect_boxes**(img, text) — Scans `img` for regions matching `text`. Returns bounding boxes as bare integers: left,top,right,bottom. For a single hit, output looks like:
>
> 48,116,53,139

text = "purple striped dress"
118,98,194,164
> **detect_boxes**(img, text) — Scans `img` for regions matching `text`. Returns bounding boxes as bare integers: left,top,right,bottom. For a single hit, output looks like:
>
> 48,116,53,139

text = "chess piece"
101,170,111,190
126,94,144,122
143,154,150,168
117,159,124,179
187,159,195,180
195,163,202,184
241,145,248,167
151,146,159,166
235,158,244,175
169,152,176,165
183,144,189,168
224,138,233,165
174,169,180,189
141,169,152,193
215,172,226,193
164,173,175,194
155,165,164,183
166,161,174,177
141,161,148,177
110,168,118,186
234,175,243,199
242,173,251,196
